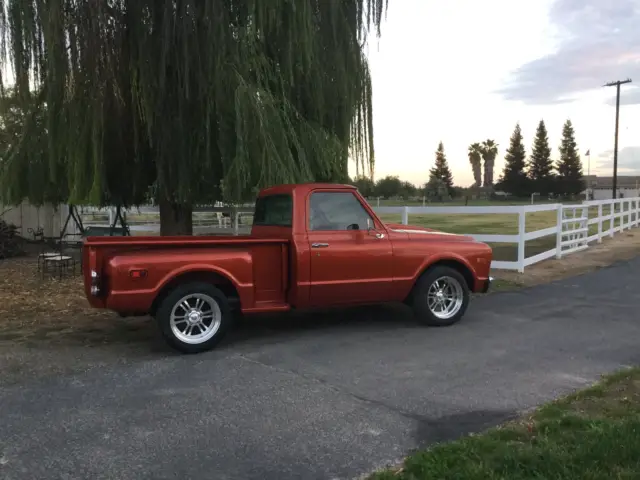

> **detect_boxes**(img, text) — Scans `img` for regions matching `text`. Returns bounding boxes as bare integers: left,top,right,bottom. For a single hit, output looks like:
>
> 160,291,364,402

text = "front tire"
411,266,470,327
156,282,232,354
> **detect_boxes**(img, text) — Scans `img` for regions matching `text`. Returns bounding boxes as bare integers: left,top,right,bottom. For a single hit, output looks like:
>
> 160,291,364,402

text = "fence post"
597,204,603,243
517,209,526,272
555,204,563,259
401,206,409,225
610,201,615,238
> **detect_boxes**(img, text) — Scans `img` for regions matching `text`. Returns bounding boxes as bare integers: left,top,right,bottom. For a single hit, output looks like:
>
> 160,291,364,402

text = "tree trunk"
487,159,495,186
159,196,193,236
473,163,482,187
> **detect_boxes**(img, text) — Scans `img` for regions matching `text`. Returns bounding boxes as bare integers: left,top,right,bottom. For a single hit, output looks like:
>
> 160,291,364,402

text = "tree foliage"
373,175,403,199
556,119,584,197
0,0,388,233
496,123,529,196
427,142,454,198
468,143,482,187
528,120,555,195
351,175,376,198
481,139,498,187
0,89,65,206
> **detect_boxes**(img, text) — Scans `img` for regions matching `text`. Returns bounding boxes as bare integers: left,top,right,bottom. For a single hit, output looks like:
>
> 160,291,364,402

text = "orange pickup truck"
83,183,493,353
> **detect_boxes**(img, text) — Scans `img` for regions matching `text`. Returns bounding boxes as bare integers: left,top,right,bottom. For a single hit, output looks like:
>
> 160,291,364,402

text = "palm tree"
481,139,499,187
468,143,483,187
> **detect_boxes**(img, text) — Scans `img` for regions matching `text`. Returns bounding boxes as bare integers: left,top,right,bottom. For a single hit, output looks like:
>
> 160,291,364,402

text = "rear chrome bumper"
481,276,493,293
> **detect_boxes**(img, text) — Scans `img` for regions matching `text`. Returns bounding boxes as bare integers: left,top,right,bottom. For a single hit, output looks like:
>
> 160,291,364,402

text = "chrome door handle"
311,243,329,248
375,233,385,239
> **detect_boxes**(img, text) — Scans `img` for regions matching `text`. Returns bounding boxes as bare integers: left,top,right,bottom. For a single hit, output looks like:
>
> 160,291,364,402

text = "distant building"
583,175,640,200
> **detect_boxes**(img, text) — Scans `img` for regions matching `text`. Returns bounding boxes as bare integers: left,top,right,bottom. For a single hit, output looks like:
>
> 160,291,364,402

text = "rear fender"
150,266,244,317
105,254,253,315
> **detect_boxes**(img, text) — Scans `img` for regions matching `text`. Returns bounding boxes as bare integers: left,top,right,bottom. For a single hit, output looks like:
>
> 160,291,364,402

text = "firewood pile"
0,219,24,259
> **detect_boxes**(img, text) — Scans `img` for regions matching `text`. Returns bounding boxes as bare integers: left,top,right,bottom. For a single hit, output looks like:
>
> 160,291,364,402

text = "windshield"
253,194,293,227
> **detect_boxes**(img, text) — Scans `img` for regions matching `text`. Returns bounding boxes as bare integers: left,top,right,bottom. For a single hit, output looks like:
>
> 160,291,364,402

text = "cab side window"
309,192,374,231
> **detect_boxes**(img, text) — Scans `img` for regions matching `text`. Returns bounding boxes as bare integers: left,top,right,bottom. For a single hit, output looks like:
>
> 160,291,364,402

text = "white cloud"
498,0,640,105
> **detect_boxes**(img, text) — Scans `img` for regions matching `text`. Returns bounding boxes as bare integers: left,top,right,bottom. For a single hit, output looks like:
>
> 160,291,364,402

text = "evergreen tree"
428,142,454,198
528,120,555,195
496,124,530,196
556,119,585,197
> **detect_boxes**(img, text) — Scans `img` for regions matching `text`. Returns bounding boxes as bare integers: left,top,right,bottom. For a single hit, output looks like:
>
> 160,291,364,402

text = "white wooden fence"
13,197,640,273
377,197,640,272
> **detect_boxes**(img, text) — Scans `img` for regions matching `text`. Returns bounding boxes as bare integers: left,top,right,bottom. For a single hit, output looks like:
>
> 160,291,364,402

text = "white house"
583,175,640,200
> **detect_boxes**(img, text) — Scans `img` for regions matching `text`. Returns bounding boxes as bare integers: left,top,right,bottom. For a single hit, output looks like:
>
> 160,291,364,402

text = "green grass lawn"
370,367,640,480
366,199,556,207
83,201,634,262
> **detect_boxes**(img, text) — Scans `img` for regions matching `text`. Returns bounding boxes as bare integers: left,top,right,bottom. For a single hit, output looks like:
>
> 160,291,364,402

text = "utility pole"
604,78,632,199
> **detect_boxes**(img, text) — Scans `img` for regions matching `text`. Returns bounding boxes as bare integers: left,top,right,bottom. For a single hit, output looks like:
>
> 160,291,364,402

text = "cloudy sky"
359,0,640,186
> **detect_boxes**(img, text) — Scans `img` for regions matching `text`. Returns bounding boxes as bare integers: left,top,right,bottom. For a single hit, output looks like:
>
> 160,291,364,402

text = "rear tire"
156,282,232,354
411,266,469,327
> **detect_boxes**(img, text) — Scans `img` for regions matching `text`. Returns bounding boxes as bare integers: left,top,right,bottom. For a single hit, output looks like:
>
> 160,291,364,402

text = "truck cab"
83,183,493,353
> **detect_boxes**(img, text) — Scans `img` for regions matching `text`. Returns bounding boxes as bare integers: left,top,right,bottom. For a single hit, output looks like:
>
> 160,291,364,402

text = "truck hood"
385,223,473,241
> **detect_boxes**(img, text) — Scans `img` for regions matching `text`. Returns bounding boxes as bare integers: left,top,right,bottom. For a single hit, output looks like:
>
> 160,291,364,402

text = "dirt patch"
0,257,156,347
494,228,640,288
2,230,639,343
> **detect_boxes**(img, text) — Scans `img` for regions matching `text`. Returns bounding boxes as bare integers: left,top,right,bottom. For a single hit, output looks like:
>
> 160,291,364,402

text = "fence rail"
13,197,640,272
376,198,640,272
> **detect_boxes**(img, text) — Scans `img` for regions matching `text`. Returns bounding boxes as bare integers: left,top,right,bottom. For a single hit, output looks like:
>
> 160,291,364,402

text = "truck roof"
259,182,357,196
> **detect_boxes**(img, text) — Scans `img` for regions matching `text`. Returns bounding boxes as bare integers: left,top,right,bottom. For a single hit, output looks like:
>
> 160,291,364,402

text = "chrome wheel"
169,293,222,345
426,276,464,320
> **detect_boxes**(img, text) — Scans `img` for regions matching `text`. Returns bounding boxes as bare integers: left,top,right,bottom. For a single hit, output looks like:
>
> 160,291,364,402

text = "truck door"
306,191,394,307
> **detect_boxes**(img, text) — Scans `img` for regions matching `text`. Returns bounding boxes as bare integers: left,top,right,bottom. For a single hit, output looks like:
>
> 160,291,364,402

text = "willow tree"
0,88,67,206
0,0,387,234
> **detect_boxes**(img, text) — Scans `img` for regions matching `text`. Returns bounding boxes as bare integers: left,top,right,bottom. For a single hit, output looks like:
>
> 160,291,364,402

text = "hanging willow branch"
0,0,387,206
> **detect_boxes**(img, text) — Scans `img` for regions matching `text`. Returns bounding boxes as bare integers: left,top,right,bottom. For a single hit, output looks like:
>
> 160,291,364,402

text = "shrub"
0,219,24,259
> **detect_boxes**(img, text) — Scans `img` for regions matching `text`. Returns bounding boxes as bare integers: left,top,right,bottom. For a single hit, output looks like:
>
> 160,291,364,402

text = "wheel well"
150,270,240,317
409,259,475,300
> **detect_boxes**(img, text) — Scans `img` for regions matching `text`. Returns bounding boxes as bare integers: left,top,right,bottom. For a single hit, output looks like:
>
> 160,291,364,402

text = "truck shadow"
1,302,419,357
220,302,418,350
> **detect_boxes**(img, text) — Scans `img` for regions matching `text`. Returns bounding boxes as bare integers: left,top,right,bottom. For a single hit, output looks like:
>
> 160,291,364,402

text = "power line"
603,78,632,199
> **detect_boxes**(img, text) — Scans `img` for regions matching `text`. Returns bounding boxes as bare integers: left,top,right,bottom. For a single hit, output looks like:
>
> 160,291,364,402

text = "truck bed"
83,235,290,315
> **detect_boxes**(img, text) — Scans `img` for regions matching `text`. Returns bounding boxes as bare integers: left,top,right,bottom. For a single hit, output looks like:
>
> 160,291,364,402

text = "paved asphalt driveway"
2,258,640,480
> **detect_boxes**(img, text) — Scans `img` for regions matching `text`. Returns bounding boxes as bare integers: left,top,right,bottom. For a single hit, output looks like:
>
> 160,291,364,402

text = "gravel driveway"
2,258,639,480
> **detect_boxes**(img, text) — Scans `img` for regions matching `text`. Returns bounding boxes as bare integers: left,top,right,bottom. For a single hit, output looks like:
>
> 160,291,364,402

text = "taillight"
90,270,101,296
